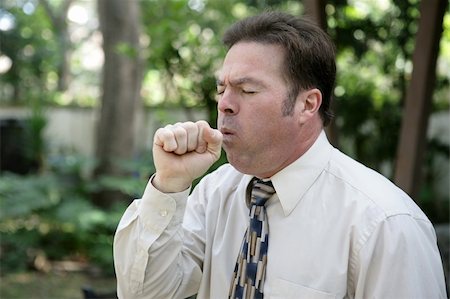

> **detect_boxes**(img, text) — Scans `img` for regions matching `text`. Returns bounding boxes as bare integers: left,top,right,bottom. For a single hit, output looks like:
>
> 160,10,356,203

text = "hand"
152,120,223,193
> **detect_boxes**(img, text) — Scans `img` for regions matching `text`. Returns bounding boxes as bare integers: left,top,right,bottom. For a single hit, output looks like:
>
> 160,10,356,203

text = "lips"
219,127,236,145
219,127,235,136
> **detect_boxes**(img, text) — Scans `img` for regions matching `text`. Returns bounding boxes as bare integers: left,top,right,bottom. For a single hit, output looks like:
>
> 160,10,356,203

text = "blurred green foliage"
0,154,154,274
0,1,60,104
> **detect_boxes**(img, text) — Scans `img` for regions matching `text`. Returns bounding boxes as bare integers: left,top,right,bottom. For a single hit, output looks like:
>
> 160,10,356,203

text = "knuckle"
154,128,166,140
184,121,195,126
157,128,172,139
173,126,187,139
196,120,209,128
183,121,197,131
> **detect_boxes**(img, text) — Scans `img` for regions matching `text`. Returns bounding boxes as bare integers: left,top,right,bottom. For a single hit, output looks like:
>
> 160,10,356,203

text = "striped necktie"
229,178,276,299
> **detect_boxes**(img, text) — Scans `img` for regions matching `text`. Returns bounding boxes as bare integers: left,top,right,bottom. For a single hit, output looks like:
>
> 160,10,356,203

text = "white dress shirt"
114,131,447,299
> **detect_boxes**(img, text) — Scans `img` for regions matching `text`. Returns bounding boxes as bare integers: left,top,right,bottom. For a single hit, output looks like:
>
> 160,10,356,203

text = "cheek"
240,97,291,137
246,114,287,144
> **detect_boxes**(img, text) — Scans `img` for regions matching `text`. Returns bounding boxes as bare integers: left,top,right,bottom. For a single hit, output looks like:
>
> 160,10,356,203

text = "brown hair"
223,11,336,126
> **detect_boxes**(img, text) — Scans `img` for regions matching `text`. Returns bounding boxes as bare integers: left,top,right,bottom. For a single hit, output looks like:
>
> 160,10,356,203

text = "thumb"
203,127,223,156
195,120,222,158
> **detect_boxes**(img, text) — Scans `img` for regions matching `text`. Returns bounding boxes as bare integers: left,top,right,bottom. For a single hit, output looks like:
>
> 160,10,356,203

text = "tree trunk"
57,25,71,91
302,0,339,147
394,0,447,199
40,0,72,92
95,0,142,207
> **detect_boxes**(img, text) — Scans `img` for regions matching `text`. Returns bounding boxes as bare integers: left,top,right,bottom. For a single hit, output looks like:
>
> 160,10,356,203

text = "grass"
0,271,116,299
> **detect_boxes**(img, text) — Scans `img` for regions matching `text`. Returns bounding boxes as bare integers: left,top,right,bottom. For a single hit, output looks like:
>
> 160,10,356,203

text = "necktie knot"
251,179,275,207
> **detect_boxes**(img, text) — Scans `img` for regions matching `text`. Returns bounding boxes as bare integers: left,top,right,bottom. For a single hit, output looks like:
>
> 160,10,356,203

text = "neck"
256,119,323,179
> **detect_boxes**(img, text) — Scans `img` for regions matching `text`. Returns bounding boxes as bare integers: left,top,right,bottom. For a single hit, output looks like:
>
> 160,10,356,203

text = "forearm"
114,120,221,298
113,179,200,298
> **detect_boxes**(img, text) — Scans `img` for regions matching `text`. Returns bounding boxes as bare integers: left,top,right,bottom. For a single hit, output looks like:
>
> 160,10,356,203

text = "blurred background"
0,0,449,298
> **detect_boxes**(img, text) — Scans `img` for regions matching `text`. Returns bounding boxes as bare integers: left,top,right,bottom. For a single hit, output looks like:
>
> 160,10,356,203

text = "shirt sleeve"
113,176,203,299
351,214,447,299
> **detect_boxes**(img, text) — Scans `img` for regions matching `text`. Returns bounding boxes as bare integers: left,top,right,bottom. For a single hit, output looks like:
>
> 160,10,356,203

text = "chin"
226,156,261,177
225,152,248,173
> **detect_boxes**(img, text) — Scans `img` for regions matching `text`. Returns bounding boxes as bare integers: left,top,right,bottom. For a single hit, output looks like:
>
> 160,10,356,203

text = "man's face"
216,41,306,178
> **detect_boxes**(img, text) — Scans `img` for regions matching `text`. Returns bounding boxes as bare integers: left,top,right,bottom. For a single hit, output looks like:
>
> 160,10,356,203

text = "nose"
217,90,238,115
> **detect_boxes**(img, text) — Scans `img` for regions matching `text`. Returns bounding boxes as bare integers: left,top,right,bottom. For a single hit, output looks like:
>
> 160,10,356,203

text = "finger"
203,127,223,158
171,125,188,155
182,121,199,152
195,120,209,154
196,120,223,157
154,127,177,152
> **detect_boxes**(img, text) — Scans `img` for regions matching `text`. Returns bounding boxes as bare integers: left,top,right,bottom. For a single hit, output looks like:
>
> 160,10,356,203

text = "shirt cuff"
139,175,191,234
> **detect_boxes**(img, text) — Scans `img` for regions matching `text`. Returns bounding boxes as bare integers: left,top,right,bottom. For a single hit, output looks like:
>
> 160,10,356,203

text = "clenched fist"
152,120,223,193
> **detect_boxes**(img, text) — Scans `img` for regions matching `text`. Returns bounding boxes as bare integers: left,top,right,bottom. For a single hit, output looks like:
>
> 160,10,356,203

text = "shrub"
0,154,152,275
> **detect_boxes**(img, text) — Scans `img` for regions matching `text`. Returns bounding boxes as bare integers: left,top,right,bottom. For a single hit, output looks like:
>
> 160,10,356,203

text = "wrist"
152,173,192,193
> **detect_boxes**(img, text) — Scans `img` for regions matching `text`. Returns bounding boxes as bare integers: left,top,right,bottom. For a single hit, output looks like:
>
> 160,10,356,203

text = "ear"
298,88,322,124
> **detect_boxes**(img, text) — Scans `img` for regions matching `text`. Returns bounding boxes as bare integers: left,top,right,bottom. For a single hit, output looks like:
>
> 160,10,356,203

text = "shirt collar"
270,130,333,216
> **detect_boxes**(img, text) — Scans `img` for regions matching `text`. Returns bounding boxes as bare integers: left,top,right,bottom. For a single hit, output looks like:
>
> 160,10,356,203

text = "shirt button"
159,209,168,217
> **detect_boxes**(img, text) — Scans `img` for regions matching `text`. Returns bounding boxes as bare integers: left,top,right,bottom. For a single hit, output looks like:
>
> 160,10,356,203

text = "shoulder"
324,151,439,268
325,148,429,221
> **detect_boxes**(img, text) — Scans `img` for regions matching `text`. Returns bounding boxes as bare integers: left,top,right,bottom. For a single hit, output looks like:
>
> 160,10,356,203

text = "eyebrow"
216,77,265,87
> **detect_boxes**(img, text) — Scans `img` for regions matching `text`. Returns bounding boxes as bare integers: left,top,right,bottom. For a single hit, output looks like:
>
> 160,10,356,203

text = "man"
114,11,446,299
